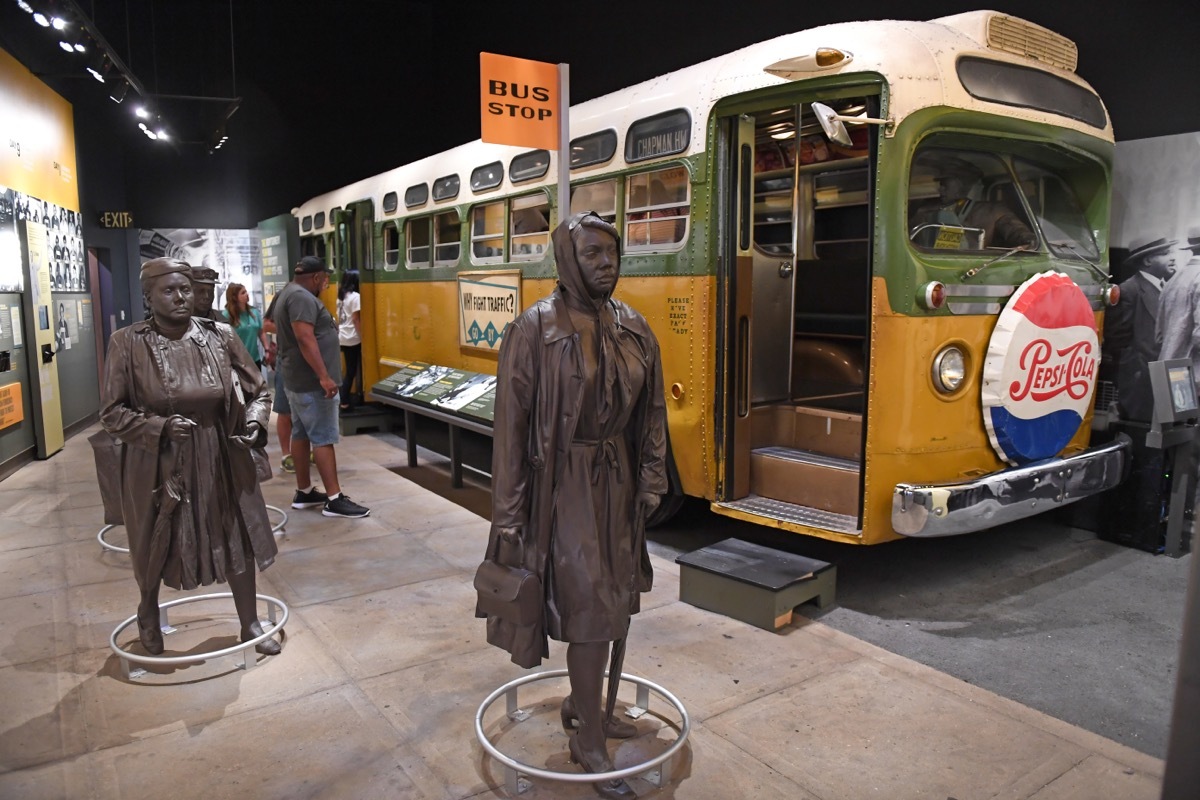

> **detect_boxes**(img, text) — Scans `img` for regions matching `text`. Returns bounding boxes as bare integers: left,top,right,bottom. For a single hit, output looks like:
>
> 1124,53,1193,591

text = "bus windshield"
1012,157,1101,263
908,139,1102,261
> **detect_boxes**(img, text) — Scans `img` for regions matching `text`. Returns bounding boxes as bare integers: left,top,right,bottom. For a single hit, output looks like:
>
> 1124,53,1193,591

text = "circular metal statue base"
475,669,690,796
97,524,130,554
98,506,285,554
109,592,288,681
266,504,287,534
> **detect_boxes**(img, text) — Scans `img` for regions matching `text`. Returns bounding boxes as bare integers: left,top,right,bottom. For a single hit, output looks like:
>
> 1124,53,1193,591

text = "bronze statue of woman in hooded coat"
101,258,280,657
481,212,668,799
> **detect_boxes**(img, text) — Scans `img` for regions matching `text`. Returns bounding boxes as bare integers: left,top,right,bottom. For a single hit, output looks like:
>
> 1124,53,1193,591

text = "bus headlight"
932,346,966,393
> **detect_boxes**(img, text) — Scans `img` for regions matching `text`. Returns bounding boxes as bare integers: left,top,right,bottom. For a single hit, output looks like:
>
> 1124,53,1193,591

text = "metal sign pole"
557,63,569,225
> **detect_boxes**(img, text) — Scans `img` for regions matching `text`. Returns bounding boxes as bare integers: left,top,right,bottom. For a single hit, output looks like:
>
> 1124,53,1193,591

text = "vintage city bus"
292,10,1127,545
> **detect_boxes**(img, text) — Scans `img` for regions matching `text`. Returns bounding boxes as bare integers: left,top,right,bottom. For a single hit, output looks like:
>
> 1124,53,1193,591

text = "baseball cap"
294,255,331,275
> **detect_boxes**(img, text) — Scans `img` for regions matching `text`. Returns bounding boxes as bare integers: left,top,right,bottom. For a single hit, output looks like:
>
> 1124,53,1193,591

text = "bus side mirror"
811,101,895,145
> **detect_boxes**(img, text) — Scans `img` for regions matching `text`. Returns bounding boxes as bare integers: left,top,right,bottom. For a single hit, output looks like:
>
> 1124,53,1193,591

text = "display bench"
369,361,497,487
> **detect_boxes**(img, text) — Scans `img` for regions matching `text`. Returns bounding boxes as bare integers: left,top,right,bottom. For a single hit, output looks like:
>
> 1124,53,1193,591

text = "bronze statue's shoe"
561,695,638,739
568,734,636,800
136,604,164,655
242,621,282,656
137,620,164,655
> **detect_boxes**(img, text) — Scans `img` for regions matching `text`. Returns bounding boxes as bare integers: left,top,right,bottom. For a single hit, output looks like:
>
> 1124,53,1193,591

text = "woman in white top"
337,270,362,410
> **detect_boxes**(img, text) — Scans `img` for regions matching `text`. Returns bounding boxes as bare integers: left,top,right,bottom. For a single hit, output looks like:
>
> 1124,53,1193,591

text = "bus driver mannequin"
910,156,1037,249
481,212,668,800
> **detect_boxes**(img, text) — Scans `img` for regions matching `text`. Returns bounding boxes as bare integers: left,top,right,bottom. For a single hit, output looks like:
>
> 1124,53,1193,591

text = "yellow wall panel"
0,49,79,210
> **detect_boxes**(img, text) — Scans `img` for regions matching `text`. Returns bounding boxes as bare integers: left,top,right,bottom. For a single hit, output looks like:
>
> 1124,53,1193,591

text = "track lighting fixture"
85,52,108,82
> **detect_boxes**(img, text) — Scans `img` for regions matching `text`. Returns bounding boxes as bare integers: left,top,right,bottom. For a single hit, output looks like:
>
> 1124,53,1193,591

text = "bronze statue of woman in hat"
101,257,280,656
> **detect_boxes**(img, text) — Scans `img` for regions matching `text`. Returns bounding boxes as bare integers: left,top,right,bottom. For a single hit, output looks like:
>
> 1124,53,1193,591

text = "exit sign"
98,211,134,228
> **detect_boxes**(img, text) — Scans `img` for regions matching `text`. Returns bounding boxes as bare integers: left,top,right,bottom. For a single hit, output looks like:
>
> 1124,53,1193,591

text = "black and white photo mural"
0,190,87,293
137,228,264,312
1105,133,1200,421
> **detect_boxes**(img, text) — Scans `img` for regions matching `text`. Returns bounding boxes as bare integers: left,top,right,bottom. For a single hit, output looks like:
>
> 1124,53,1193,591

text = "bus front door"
717,97,874,538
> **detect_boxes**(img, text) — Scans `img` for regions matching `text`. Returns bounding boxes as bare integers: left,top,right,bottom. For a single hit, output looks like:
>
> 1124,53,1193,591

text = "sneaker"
281,455,295,474
292,487,328,509
323,494,370,518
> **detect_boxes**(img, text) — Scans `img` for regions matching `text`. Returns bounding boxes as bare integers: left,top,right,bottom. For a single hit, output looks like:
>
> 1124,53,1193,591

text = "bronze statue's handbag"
474,538,541,627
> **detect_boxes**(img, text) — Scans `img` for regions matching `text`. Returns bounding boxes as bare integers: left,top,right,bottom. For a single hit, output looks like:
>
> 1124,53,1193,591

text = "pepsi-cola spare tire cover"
982,271,1098,466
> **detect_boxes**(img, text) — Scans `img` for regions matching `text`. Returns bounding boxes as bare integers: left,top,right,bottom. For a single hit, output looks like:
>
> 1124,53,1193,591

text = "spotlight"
50,16,66,30
135,106,149,119
109,80,128,104
207,124,229,153
86,53,108,82
155,130,168,141
16,1,34,13
146,130,158,140
73,43,85,52
58,41,73,53
32,11,48,26
137,122,147,131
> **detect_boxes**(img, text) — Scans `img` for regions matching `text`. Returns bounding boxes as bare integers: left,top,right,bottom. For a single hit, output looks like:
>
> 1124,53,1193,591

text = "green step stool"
676,538,836,631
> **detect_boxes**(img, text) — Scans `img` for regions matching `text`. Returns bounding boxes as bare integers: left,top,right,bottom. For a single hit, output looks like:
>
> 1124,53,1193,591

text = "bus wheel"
646,491,684,528
646,432,684,528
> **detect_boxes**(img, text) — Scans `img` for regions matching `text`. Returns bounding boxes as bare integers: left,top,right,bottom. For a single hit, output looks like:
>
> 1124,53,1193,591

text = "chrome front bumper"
891,436,1130,537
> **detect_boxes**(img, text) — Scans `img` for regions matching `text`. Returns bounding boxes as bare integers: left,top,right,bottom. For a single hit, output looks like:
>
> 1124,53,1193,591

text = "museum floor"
0,422,1166,799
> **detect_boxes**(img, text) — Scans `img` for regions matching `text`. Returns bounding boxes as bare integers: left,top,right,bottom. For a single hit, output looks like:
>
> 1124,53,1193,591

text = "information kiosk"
1146,360,1198,557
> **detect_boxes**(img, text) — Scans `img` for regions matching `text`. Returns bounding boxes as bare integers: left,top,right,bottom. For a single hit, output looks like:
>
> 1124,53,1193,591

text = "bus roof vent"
986,14,1077,72
934,12,1078,73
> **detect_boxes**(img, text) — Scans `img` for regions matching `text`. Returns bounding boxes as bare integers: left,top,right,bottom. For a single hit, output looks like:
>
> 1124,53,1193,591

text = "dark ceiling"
2,0,1197,225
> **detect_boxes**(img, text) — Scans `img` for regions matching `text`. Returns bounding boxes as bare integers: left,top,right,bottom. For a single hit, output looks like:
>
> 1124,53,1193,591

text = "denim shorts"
285,389,340,447
272,369,291,414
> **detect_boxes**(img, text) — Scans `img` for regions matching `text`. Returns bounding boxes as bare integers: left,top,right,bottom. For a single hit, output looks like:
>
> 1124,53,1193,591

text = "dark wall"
72,88,260,332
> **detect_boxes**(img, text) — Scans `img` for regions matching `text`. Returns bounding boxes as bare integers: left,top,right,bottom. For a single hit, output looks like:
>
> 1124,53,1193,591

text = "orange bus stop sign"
480,52,559,149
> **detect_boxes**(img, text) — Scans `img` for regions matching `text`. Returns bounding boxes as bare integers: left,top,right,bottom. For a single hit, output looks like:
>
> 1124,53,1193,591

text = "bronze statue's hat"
1125,235,1178,264
189,265,219,284
140,257,192,281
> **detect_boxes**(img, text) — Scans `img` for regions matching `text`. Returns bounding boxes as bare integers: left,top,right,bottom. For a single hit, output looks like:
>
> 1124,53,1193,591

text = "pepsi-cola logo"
982,272,1098,465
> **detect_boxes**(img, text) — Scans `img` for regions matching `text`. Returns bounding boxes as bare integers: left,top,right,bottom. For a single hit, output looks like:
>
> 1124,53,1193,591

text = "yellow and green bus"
293,10,1126,545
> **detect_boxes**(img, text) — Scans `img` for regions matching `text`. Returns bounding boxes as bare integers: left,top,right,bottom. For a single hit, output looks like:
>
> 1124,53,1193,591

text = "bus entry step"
675,538,836,631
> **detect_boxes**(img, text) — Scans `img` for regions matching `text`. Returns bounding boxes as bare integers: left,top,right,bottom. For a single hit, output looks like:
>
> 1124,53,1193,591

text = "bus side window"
625,167,688,251
511,193,550,260
571,180,617,225
471,202,506,263
383,222,400,271
435,211,461,265
406,217,431,268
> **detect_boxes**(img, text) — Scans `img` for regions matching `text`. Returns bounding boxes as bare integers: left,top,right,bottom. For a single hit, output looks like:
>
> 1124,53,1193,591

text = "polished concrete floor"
0,423,1166,799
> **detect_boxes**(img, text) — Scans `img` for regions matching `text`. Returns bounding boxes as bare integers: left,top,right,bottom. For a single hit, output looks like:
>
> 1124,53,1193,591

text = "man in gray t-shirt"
275,272,341,393
273,256,369,519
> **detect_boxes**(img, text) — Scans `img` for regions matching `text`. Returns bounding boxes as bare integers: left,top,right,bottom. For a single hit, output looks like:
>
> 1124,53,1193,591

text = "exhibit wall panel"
0,46,90,470
54,293,100,428
0,48,79,211
0,291,35,465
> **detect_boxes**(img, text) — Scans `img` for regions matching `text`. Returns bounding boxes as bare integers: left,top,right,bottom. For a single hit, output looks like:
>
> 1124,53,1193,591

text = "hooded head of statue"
553,211,621,312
